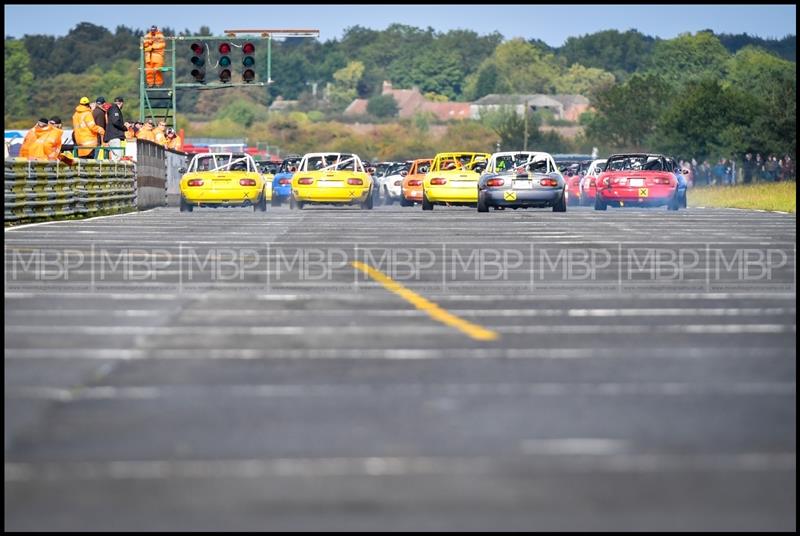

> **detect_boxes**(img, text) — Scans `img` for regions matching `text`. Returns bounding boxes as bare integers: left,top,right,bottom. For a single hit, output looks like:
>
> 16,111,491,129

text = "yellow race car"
290,152,374,210
422,151,491,210
179,152,271,212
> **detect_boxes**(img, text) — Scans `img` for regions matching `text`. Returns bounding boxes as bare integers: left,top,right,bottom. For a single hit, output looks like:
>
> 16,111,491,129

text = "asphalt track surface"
4,203,796,530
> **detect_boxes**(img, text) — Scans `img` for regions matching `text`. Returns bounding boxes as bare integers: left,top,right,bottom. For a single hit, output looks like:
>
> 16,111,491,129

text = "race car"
400,158,432,206
422,152,491,210
270,154,302,207
179,152,270,212
376,160,413,205
594,153,686,211
477,151,566,212
290,152,374,210
579,158,607,206
553,154,593,206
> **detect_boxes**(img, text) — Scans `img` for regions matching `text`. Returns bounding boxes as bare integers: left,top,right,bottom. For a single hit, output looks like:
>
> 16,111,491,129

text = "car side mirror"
179,167,187,174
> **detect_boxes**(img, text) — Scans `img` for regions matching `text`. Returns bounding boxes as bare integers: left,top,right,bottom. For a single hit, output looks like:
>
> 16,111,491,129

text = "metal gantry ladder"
139,37,177,129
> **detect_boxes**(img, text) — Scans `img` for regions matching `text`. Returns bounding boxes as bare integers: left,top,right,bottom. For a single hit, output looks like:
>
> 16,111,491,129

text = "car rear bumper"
425,186,478,203
182,186,265,204
484,188,563,206
599,185,675,203
293,186,370,203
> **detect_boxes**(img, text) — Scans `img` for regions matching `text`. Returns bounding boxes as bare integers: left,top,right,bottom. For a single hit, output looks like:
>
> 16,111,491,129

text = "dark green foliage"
366,94,399,118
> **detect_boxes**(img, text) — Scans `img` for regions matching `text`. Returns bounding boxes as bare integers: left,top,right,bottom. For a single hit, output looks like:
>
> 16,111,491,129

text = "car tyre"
477,190,489,212
422,191,434,211
553,191,567,212
400,196,413,207
361,191,374,210
254,193,268,212
180,196,193,212
594,195,607,211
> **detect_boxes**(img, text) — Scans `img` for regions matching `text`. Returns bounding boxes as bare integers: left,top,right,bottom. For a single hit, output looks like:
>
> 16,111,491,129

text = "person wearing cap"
72,96,105,158
104,97,127,162
18,118,51,159
143,25,166,87
42,117,64,160
137,118,156,142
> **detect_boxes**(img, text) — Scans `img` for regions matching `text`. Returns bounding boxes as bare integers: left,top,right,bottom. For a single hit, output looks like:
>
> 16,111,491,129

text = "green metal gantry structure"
139,29,319,129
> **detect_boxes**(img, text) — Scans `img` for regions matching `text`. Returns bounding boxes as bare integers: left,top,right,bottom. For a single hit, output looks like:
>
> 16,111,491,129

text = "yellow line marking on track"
351,261,499,342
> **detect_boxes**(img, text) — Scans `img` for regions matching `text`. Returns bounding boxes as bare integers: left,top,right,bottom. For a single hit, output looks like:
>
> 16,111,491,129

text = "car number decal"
504,191,517,201
639,188,648,197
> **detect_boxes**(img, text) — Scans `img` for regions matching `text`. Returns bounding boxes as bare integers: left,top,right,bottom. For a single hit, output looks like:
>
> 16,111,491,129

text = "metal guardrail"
4,158,136,223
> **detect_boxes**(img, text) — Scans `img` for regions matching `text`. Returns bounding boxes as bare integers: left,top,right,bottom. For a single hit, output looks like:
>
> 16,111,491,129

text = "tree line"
4,23,796,162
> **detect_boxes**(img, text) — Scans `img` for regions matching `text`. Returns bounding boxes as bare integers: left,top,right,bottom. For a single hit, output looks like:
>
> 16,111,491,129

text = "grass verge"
689,182,796,213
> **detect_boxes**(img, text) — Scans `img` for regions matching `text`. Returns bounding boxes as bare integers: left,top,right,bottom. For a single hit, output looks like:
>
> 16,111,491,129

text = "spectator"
742,152,755,184
165,128,182,151
92,97,109,158
755,153,766,181
781,155,794,181
104,96,127,162
137,118,156,142
765,155,779,182
143,25,166,87
153,120,167,146
18,118,50,159
43,117,64,160
72,96,105,158
696,160,711,186
124,122,137,141
712,158,728,186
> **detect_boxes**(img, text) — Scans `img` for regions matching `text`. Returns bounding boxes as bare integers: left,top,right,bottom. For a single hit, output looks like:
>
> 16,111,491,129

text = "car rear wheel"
400,196,413,207
361,191,374,210
422,190,434,211
254,193,267,212
553,191,567,212
594,196,607,211
477,190,489,212
271,197,281,207
180,196,193,212
668,192,680,211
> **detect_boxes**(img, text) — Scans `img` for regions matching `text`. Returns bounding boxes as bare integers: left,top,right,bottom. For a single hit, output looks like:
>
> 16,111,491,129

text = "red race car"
554,154,592,206
595,153,685,211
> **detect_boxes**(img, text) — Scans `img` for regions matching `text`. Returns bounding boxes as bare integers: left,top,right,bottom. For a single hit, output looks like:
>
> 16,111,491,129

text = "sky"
4,4,796,46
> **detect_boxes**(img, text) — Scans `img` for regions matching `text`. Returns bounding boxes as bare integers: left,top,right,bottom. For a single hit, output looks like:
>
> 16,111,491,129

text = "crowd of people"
677,154,795,187
14,94,181,162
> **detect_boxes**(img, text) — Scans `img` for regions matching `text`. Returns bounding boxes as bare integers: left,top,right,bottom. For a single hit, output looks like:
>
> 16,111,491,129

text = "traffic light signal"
190,42,205,82
242,42,255,83
218,43,232,83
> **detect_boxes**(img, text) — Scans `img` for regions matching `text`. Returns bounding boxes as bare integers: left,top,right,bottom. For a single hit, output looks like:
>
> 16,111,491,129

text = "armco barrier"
4,158,136,223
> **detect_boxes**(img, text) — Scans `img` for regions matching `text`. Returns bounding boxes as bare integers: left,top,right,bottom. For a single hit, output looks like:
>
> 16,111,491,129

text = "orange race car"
400,158,432,206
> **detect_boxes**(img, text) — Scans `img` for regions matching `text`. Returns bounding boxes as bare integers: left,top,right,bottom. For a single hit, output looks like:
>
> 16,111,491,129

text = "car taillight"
589,178,596,187
486,178,505,187
187,179,204,187
297,177,314,185
612,177,627,185
540,178,558,187
279,178,291,185
653,177,672,185
347,178,363,185
239,178,257,186
408,179,422,186
430,178,447,185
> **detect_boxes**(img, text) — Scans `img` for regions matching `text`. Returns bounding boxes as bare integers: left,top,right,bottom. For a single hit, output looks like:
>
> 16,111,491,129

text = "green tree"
366,94,398,118
559,30,655,80
4,39,35,119
328,60,365,110
585,73,675,151
644,31,729,86
652,78,757,161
